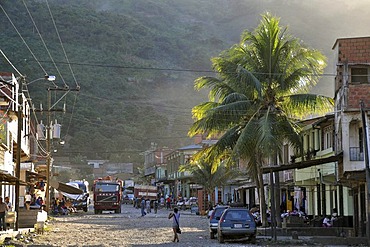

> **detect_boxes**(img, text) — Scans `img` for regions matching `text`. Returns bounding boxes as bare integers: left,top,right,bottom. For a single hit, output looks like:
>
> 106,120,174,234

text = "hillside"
0,0,230,163
1,0,369,166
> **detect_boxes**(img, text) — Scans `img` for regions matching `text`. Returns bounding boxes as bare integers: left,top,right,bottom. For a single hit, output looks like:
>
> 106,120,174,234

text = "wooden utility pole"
44,86,79,211
15,76,24,231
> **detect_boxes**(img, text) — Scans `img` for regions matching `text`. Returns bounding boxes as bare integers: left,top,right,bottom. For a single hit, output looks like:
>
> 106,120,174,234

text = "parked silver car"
217,207,257,244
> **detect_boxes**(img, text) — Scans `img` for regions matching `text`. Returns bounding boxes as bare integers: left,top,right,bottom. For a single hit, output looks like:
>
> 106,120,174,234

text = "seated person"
35,197,43,207
331,208,338,222
281,210,290,218
322,215,332,227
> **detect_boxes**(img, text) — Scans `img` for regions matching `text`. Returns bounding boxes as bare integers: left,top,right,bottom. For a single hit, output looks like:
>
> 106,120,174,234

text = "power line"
0,4,46,77
0,49,24,78
36,60,215,73
22,0,60,88
45,0,80,89
36,60,338,77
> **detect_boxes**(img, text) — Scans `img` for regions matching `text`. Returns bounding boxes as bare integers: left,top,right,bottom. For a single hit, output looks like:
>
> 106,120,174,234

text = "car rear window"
214,208,227,217
224,210,252,220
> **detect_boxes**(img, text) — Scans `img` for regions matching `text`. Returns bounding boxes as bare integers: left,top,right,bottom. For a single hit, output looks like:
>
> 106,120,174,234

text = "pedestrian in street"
140,197,146,216
154,200,158,214
166,197,171,210
146,199,151,214
0,197,8,231
168,207,180,242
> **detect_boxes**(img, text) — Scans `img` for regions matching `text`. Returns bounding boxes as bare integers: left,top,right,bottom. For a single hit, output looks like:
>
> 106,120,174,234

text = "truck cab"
64,180,90,212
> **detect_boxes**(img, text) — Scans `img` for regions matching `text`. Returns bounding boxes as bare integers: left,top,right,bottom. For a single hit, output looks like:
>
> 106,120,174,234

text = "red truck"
93,176,123,214
134,185,158,200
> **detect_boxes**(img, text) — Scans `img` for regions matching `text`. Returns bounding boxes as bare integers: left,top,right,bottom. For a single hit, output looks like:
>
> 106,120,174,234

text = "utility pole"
15,76,24,231
360,100,370,245
45,87,52,212
44,86,79,212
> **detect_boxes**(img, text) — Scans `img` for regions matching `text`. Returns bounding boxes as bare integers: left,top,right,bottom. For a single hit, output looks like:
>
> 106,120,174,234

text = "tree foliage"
189,12,333,225
180,157,241,198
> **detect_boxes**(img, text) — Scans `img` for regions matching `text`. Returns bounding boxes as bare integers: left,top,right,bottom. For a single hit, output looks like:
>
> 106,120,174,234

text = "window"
351,67,369,84
323,126,333,150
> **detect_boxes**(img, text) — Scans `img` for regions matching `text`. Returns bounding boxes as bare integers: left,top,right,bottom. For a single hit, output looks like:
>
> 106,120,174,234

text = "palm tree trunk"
256,159,268,227
274,171,282,228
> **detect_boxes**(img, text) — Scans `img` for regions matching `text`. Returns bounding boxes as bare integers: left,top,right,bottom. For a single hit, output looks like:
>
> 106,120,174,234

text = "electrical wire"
0,49,24,78
22,0,60,88
0,5,45,77
45,0,80,89
35,60,339,77
2,2,80,142
62,92,79,139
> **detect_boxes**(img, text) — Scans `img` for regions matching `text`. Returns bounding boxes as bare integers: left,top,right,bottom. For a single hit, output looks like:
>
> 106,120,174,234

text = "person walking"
146,199,151,214
154,200,158,214
166,197,171,210
168,207,180,242
140,197,146,217
0,197,8,231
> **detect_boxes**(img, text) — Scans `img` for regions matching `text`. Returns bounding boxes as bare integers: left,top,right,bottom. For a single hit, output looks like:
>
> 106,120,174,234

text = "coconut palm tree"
180,157,241,210
188,13,333,226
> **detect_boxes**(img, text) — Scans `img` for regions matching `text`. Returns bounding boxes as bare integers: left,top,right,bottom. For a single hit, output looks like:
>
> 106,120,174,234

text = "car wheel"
250,235,256,244
210,231,215,239
83,207,88,212
217,232,224,243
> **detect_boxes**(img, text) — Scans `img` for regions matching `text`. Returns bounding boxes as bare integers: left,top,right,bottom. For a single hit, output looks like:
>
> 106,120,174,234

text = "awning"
49,179,83,194
0,171,28,186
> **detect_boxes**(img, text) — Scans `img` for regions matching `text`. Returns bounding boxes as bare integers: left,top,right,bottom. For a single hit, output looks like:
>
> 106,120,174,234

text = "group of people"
138,197,159,216
51,197,77,215
25,191,44,210
322,208,338,227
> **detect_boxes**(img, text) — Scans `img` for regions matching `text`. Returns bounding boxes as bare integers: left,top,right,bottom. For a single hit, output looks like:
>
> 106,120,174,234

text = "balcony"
349,147,364,161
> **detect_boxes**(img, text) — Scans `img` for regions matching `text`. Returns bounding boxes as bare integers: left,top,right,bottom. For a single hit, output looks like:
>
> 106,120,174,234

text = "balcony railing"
349,147,364,161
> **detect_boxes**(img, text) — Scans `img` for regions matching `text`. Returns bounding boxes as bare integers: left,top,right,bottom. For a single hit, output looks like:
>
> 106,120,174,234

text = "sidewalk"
257,227,368,246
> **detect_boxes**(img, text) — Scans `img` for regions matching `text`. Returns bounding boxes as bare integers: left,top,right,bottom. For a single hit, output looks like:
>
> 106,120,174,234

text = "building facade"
333,36,370,236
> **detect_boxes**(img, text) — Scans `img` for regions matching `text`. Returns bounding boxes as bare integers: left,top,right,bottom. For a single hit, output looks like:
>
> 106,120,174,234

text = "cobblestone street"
21,203,310,247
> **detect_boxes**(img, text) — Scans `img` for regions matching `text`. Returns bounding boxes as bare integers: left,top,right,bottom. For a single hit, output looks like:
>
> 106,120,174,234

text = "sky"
236,0,370,97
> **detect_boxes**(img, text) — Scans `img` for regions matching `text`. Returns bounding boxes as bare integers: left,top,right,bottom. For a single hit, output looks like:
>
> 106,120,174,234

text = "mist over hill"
1,0,369,165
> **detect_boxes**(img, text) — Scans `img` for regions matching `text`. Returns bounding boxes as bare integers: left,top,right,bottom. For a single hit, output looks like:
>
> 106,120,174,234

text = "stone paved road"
20,204,322,247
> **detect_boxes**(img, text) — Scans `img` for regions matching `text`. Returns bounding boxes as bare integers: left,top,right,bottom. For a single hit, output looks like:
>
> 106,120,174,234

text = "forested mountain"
1,0,369,164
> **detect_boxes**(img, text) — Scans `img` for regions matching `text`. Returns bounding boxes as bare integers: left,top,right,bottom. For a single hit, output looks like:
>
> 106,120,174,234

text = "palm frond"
194,76,235,101
282,94,334,118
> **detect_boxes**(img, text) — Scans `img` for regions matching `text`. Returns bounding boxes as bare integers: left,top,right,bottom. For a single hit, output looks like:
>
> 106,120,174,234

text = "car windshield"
224,210,252,220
